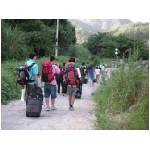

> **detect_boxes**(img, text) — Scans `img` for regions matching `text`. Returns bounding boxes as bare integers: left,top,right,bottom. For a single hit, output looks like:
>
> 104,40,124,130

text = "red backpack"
41,60,54,82
65,62,79,85
16,63,35,86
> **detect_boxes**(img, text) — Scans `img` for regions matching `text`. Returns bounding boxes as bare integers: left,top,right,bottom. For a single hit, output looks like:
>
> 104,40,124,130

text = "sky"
131,19,149,23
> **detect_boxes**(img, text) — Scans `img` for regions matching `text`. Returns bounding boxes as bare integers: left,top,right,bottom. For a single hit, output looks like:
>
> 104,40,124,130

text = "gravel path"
1,83,99,130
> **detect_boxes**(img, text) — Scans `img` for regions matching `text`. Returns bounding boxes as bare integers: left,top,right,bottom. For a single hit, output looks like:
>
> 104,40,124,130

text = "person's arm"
33,64,39,87
34,74,39,87
54,65,60,74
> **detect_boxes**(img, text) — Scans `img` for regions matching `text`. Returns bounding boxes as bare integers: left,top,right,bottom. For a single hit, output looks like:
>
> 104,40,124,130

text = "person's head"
104,64,107,68
63,62,66,66
29,52,37,60
50,56,55,62
82,62,85,66
69,57,75,62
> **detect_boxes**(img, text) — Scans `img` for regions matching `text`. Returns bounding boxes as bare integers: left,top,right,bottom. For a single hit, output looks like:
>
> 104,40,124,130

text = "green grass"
94,67,149,130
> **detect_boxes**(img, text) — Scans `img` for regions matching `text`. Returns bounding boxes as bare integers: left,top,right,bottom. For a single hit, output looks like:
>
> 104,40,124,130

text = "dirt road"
1,83,99,130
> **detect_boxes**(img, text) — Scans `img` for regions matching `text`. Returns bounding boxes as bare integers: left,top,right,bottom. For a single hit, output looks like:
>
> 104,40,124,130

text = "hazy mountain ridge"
109,22,149,40
69,19,148,43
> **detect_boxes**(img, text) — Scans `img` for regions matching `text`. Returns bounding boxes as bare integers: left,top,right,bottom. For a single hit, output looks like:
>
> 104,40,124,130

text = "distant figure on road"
103,64,109,80
79,62,87,83
87,65,94,87
95,66,100,83
56,65,65,95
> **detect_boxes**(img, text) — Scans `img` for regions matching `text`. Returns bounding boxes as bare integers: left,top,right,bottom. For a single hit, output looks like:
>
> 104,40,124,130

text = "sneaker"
69,106,74,111
51,106,57,110
46,106,51,111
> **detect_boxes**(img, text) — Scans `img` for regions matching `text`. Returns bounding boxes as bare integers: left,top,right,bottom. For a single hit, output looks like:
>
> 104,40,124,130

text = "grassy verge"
94,67,149,130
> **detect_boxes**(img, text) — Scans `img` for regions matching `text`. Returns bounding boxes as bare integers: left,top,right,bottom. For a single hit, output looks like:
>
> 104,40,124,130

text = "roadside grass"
94,67,149,130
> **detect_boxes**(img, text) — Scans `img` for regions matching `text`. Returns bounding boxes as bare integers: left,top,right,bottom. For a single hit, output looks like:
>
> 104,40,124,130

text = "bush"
1,61,23,104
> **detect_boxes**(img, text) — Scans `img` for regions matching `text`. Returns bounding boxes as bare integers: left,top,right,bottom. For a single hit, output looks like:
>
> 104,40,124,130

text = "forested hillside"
1,19,76,61
69,19,132,43
69,19,149,43
109,22,149,41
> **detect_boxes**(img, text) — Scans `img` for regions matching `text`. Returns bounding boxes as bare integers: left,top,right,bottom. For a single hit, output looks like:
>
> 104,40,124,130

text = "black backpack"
16,63,35,87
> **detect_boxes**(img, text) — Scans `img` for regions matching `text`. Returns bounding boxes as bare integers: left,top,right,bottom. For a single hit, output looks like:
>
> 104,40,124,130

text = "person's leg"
89,78,92,86
60,80,64,94
67,86,73,110
71,95,75,106
57,81,60,93
45,98,50,110
50,84,57,110
44,84,51,111
51,98,55,108
69,87,77,110
92,78,94,86
68,95,72,106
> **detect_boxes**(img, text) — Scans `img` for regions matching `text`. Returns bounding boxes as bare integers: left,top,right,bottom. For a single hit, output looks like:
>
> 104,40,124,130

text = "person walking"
43,56,60,111
95,66,100,83
56,65,65,95
103,64,109,80
87,65,94,87
79,62,87,83
64,57,79,111
25,52,39,105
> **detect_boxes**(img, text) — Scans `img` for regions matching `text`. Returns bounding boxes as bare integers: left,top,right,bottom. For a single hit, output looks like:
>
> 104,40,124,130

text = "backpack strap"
27,63,36,82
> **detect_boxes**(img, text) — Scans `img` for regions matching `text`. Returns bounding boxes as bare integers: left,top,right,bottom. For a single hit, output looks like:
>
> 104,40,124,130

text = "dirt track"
1,83,99,130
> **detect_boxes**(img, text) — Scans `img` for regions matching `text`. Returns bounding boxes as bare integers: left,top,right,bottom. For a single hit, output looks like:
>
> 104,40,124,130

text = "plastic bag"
21,88,25,101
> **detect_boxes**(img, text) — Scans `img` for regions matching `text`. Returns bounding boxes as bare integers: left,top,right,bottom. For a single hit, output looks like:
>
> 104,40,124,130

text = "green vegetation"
86,32,148,60
94,49,149,130
1,19,76,61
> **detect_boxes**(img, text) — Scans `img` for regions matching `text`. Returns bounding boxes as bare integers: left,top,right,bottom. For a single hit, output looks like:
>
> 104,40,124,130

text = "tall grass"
94,49,149,130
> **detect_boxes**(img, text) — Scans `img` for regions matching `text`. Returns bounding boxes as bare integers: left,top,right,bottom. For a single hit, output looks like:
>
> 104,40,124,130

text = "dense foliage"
86,32,148,60
1,19,76,61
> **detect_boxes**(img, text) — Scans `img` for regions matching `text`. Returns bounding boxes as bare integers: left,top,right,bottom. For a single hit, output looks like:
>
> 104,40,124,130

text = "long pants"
89,78,94,87
57,80,64,93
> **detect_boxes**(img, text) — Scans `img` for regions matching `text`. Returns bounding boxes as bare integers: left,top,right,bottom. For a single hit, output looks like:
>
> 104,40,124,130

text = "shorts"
44,84,57,99
67,85,77,96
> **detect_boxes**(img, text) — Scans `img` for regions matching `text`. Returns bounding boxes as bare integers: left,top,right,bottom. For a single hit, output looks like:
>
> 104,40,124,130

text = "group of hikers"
17,52,109,116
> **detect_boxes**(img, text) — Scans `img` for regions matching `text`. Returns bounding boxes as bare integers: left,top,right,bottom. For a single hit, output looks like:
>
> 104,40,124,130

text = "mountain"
109,22,149,41
69,19,133,43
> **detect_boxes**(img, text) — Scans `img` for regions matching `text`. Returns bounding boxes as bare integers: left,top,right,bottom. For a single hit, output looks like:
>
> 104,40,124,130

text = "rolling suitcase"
26,87,43,117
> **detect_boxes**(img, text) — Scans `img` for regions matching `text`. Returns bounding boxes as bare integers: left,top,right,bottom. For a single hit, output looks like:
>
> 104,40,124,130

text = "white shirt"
95,69,100,75
76,68,81,78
